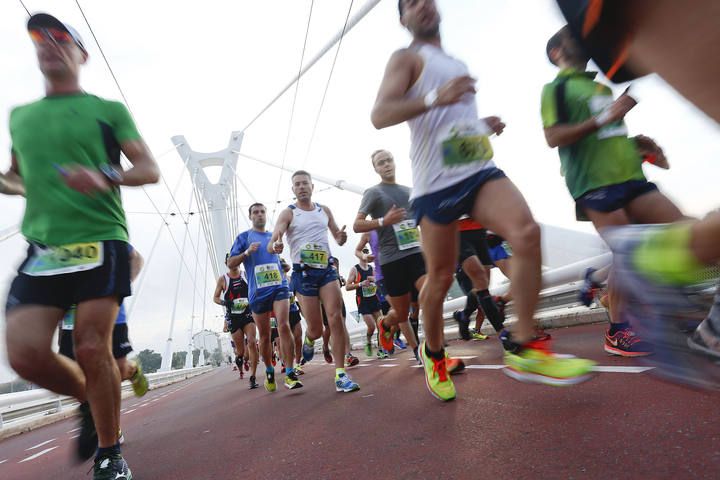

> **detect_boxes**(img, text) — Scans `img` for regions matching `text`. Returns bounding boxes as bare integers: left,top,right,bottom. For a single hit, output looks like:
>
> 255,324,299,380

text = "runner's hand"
60,166,112,195
247,242,261,255
384,205,406,226
635,134,669,169
436,75,476,106
483,116,506,136
269,240,283,254
335,225,347,246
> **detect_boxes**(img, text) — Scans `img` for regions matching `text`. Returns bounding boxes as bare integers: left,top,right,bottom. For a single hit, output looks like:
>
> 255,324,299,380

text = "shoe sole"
335,385,360,393
503,366,595,386
285,382,303,390
604,344,654,357
265,383,276,392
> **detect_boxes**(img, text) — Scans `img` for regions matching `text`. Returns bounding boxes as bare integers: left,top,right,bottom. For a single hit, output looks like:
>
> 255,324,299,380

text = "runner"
371,0,593,400
354,232,390,358
452,218,504,340
352,149,423,363
281,259,305,375
543,25,688,356
554,0,720,388
213,256,259,389
228,203,302,392
270,170,360,393
2,13,159,478
346,250,383,357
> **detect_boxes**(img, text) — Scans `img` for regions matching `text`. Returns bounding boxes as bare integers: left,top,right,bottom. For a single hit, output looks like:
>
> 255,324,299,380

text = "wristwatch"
99,164,123,186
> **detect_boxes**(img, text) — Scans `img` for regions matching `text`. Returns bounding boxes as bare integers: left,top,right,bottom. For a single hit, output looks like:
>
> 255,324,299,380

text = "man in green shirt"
541,26,685,357
2,13,158,480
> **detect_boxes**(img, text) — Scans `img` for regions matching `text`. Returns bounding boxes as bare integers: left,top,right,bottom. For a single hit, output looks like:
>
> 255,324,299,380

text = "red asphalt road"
1,323,719,480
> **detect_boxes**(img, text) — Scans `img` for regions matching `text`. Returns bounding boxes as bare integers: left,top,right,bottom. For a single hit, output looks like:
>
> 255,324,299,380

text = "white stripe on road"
123,409,136,414
378,364,398,368
591,366,654,373
67,427,81,433
70,434,80,439
466,365,505,370
452,356,478,360
26,438,56,451
19,447,58,463
0,459,7,464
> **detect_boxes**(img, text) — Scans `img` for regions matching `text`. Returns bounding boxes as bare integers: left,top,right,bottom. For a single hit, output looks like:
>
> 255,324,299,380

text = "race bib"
362,283,377,298
230,297,249,314
22,242,103,277
61,305,77,330
254,263,282,289
393,220,421,251
300,243,329,269
440,119,494,167
589,96,629,140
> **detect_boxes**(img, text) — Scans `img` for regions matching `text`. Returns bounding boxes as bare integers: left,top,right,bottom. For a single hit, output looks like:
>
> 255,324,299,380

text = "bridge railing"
0,365,213,431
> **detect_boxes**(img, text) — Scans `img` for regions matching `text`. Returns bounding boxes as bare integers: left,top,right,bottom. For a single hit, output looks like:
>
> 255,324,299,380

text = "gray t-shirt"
358,182,421,265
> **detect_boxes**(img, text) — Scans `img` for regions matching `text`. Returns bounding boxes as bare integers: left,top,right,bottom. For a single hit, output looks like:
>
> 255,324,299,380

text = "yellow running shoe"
503,342,595,386
264,370,277,392
471,331,488,341
130,362,148,397
419,341,456,401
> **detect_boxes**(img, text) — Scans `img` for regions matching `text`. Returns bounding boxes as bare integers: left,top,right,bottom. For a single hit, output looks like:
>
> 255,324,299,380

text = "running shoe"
335,373,360,393
345,353,360,367
294,364,305,375
284,371,304,390
579,267,602,307
117,429,125,445
244,359,250,371
376,349,388,359
604,224,720,389
302,336,315,363
688,318,720,360
471,329,488,341
232,365,238,371
446,355,466,375
503,335,595,386
323,348,333,364
419,342,455,401
453,310,471,341
604,327,654,357
76,401,98,461
264,370,276,393
377,318,395,353
93,453,132,480
249,375,259,389
394,337,408,350
130,363,149,397
364,342,372,357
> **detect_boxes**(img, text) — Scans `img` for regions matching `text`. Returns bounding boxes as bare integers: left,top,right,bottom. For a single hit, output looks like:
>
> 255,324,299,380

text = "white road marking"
123,409,136,415
67,427,81,433
591,366,654,373
26,438,56,451
451,356,478,360
361,394,375,398
378,364,398,368
0,459,7,465
466,365,505,370
70,434,80,439
19,446,58,463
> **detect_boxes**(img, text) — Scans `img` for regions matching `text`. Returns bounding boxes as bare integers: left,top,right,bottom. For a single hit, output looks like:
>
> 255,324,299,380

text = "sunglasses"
29,28,75,46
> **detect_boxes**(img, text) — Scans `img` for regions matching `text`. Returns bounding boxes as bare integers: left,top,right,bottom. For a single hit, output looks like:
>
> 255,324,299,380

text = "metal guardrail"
0,365,214,430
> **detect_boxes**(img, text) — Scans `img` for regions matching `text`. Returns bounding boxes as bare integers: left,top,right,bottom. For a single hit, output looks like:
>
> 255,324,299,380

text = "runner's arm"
0,152,25,196
213,276,226,306
353,211,383,233
116,139,160,187
269,209,293,251
543,121,600,148
323,206,347,246
371,49,427,129
354,232,371,260
346,266,359,291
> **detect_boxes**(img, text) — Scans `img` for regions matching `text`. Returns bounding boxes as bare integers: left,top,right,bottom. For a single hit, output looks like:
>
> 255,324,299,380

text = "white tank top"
405,44,496,200
285,203,333,267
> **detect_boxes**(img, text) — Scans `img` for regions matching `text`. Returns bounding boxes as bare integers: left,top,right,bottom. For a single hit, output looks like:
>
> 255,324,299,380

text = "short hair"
248,202,265,217
546,26,569,66
370,149,392,166
291,170,312,182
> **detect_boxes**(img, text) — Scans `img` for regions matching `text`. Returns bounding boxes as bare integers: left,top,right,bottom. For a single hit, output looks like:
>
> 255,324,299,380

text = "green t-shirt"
540,69,645,200
10,93,140,245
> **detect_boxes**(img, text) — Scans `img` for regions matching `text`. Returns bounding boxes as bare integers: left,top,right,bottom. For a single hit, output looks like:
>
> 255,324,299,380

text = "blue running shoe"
604,224,720,390
394,337,407,350
578,267,601,307
302,336,315,363
335,373,360,393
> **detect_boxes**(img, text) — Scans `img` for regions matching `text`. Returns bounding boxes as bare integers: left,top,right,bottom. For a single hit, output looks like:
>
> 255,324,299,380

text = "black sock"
409,317,420,343
424,343,444,360
96,443,120,460
235,356,243,369
477,289,504,332
609,322,630,335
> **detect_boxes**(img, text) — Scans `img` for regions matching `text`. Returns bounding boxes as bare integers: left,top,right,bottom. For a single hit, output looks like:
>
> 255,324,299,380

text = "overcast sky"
1,0,717,382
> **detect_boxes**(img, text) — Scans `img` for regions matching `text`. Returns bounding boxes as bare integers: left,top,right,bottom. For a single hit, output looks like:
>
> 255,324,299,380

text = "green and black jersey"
541,68,644,200
9,93,141,245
